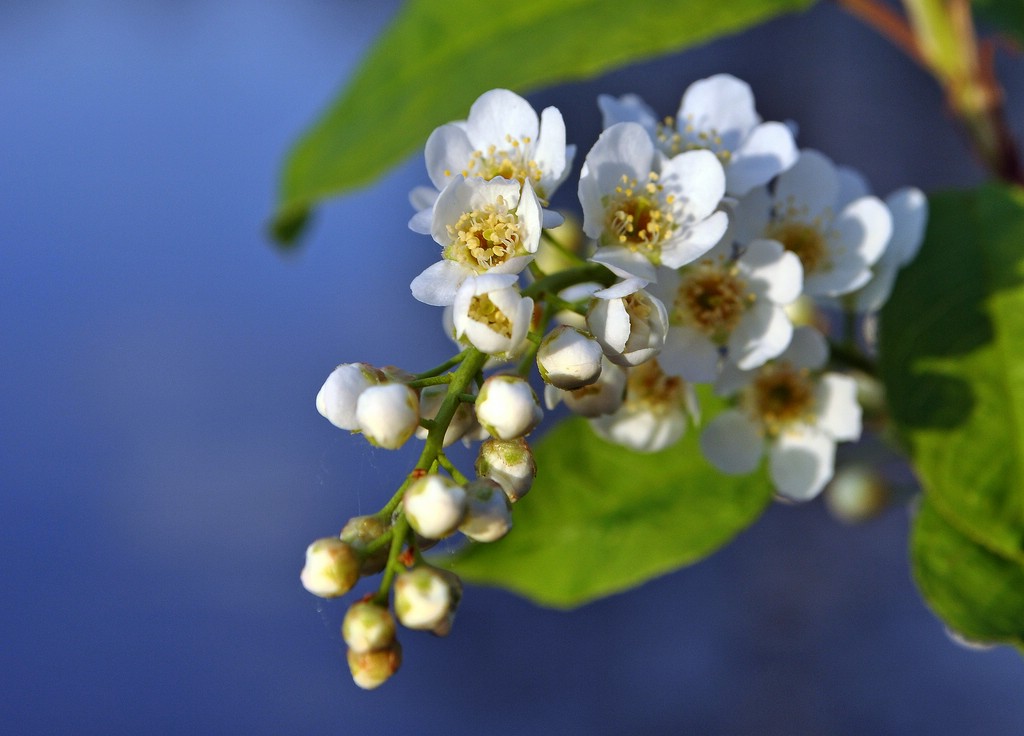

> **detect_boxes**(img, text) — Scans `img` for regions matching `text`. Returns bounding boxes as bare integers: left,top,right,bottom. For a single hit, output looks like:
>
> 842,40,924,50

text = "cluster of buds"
303,77,926,687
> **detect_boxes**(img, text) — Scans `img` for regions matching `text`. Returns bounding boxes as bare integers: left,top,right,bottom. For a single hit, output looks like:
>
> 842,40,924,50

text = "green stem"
522,262,615,299
541,229,586,266
413,349,468,380
437,452,469,484
374,514,409,605
406,374,453,389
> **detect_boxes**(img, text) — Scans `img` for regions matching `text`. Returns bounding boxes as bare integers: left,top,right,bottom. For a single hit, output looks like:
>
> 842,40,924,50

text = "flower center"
743,362,816,435
467,294,512,338
663,116,733,165
767,221,828,275
459,135,546,199
674,261,750,341
446,196,522,272
603,173,676,260
624,359,685,416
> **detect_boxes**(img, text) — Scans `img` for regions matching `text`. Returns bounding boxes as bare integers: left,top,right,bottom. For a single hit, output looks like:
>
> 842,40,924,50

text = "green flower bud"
300,538,360,598
459,478,513,542
475,437,536,503
340,515,389,575
342,602,396,654
394,567,456,631
347,641,402,690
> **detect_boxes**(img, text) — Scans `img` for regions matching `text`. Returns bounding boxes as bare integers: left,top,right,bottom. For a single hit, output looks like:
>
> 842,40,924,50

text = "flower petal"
660,210,729,269
591,246,659,283
885,187,928,266
678,74,759,146
728,302,792,371
465,89,538,151
739,239,803,304
769,426,836,501
598,93,659,132
815,372,862,441
726,121,797,196
424,124,474,191
780,325,828,370
835,195,892,268
660,325,721,383
534,105,569,192
662,149,726,222
700,409,764,474
411,260,469,306
773,149,838,222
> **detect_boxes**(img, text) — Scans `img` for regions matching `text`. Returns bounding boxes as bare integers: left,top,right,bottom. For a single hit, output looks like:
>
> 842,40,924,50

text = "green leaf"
973,0,1024,45
912,497,1024,647
443,408,773,609
880,184,1024,564
271,0,817,244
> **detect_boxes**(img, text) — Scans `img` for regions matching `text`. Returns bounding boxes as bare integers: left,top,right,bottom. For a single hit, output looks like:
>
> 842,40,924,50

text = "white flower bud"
402,474,467,539
824,464,890,523
300,538,360,598
347,642,402,690
553,356,627,417
586,289,668,367
316,363,384,430
414,384,476,447
459,478,513,542
394,567,454,630
339,515,389,575
476,375,542,440
475,438,536,502
355,383,420,449
342,602,396,654
537,325,604,390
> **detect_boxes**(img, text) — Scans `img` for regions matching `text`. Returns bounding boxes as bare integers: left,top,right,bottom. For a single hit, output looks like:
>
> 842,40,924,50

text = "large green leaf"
912,497,1024,647
444,408,773,609
272,0,817,244
880,184,1024,563
973,0,1024,45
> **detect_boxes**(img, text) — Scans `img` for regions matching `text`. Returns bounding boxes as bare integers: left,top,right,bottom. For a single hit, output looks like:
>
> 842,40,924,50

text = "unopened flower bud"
300,538,360,598
824,464,889,523
342,602,396,653
476,438,536,502
355,383,420,449
339,515,389,575
316,363,384,430
347,641,402,690
586,289,668,367
476,375,542,439
459,478,513,542
394,567,455,631
415,384,476,447
537,325,604,390
403,474,466,539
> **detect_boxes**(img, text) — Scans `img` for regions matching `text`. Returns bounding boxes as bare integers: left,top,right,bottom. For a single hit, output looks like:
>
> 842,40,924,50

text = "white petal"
678,74,759,146
738,239,803,304
700,410,764,474
773,149,838,221
726,121,798,196
534,106,569,191
835,195,892,268
728,186,773,246
411,260,469,306
780,325,828,370
588,297,630,353
714,360,754,396
516,179,544,253
660,325,721,383
598,93,659,132
661,210,729,269
835,166,870,209
583,122,656,195
729,302,792,371
815,373,862,441
769,426,836,501
851,264,898,313
424,125,474,191
593,277,648,299
885,187,928,266
465,89,538,151
542,208,565,229
804,258,872,297
408,207,434,235
409,186,439,212
591,246,659,283
662,149,726,222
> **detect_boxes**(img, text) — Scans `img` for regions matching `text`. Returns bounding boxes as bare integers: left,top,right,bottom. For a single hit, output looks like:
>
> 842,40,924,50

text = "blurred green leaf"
271,0,817,244
912,498,1024,647
444,403,773,609
973,0,1024,45
880,184,1024,563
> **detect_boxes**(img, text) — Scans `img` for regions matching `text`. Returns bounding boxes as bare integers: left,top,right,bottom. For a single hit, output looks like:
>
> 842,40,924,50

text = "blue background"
3,2,1023,733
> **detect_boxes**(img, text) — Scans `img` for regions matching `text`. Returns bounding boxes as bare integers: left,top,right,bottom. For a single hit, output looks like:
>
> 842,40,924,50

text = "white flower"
299,538,360,598
475,374,543,440
850,187,928,312
411,176,543,306
650,239,803,382
451,274,534,358
354,383,420,450
589,359,699,453
475,437,536,503
700,326,862,501
394,567,455,630
402,474,467,539
458,478,513,542
599,74,798,196
578,122,728,286
586,288,669,367
316,363,385,431
536,325,604,390
729,150,892,298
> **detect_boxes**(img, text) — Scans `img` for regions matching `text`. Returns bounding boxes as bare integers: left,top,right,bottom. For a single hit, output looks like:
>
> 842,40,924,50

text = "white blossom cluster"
301,77,927,689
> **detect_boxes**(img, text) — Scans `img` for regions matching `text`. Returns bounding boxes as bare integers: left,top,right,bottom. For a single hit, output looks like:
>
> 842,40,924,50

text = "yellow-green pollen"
675,260,752,342
743,362,816,436
603,173,676,259
468,294,513,338
658,116,733,166
446,195,522,272
446,134,546,200
766,199,835,275
624,359,685,416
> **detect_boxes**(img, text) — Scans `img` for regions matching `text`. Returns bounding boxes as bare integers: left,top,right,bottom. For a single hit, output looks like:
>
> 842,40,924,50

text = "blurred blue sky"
2,1,1023,734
